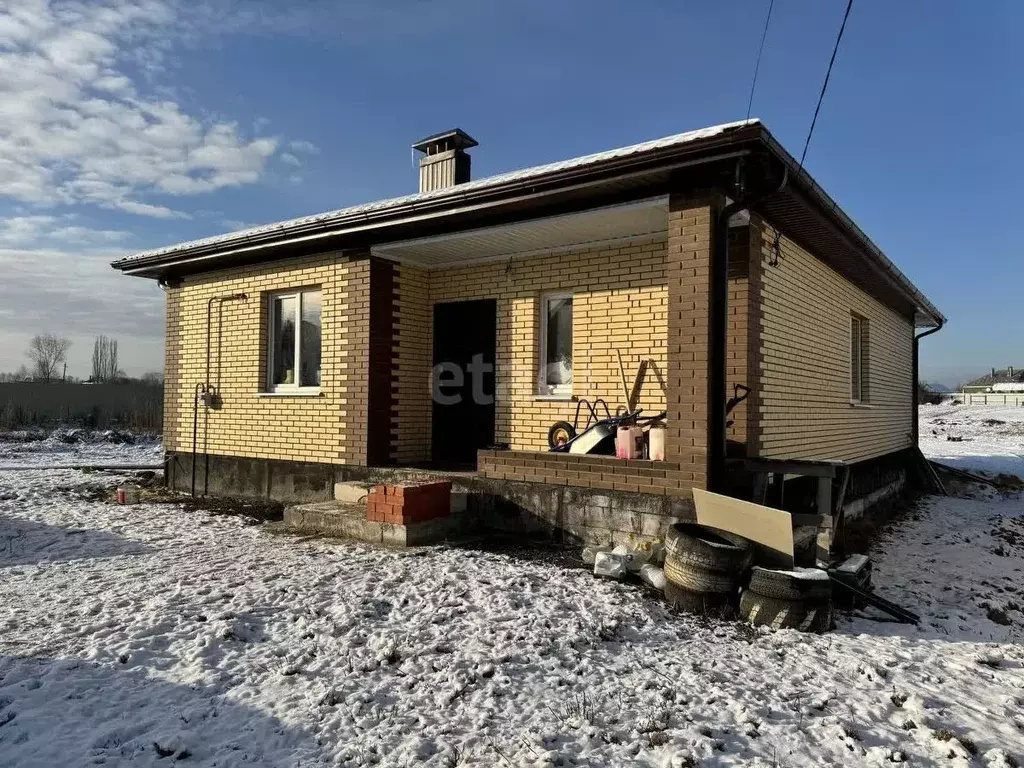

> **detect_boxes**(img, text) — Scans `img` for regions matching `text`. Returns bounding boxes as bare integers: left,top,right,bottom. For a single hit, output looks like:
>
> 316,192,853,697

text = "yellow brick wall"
423,238,670,452
163,252,366,464
756,219,914,462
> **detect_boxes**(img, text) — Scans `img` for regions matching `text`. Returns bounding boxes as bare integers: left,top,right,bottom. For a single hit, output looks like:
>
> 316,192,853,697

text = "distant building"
962,367,1024,393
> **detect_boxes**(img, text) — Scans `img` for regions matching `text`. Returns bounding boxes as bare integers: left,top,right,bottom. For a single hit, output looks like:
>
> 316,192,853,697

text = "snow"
0,431,162,469
2,419,1024,766
920,402,1024,477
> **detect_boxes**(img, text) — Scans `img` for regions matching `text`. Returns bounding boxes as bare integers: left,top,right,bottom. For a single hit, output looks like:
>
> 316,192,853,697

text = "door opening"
431,299,497,468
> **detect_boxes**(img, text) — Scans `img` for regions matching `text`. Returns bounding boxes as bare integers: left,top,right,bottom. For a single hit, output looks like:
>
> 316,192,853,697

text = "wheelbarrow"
550,409,666,455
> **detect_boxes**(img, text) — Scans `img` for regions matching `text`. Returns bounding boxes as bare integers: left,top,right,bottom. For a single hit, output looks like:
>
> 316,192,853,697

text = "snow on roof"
114,119,759,266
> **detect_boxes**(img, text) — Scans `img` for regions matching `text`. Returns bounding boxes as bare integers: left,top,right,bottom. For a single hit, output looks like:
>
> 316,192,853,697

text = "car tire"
664,522,753,573
664,555,737,594
739,590,833,633
747,566,833,602
664,580,736,618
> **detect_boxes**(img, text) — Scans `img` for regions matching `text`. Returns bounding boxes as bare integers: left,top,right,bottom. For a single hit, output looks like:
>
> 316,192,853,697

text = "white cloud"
0,0,281,218
280,152,302,167
0,215,129,247
289,139,319,154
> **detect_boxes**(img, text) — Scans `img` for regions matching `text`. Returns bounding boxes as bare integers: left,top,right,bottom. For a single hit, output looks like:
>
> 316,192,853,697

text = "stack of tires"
739,566,833,633
663,523,753,617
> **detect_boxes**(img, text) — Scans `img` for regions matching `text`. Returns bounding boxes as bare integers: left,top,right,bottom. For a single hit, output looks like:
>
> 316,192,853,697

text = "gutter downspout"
708,162,788,493
912,321,944,445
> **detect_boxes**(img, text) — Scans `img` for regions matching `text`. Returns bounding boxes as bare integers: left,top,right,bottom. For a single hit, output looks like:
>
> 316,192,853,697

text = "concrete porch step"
279,500,456,546
334,481,373,503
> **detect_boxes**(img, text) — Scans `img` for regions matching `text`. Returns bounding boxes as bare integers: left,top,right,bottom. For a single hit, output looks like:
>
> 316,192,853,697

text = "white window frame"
266,288,322,393
850,313,867,404
537,291,573,397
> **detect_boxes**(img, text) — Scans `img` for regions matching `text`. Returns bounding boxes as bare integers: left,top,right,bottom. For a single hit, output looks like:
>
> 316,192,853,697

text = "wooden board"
692,488,795,569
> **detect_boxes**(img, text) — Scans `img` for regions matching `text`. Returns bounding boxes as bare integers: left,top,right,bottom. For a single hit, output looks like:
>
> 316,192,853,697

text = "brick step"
368,481,452,525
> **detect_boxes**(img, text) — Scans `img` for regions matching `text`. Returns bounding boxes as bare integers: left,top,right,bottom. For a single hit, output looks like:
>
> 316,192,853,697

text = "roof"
113,119,752,268
111,118,944,326
964,368,1024,388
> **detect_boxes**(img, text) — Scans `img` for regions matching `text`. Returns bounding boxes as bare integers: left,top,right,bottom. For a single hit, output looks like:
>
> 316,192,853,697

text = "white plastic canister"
648,424,666,461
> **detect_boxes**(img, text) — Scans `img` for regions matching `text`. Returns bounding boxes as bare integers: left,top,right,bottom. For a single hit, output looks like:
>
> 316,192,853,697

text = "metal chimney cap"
412,128,478,154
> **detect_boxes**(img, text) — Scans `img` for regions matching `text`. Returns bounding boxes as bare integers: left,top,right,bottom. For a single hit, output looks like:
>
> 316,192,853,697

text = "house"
111,119,944,544
961,367,1024,393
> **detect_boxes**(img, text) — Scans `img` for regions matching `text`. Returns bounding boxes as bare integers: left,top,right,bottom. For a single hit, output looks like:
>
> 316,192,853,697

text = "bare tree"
91,336,120,382
27,334,71,382
141,371,164,385
0,365,32,382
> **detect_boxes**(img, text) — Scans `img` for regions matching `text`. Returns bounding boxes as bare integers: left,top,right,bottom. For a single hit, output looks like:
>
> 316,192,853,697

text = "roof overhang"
111,119,943,327
370,196,668,269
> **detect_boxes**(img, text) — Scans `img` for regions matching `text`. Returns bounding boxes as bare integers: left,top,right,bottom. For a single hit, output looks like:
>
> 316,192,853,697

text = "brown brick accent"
665,193,721,490
478,450,689,497
367,481,452,524
367,258,395,465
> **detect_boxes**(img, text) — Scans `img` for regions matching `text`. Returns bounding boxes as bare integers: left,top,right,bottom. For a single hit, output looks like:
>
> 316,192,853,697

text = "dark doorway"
432,299,497,468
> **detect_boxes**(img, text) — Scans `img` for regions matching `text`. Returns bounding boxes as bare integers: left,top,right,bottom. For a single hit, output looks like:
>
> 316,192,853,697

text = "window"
268,289,322,391
538,293,573,396
850,313,869,403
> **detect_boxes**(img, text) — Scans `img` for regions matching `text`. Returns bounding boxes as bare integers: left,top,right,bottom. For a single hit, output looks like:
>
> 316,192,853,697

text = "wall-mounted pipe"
191,382,204,498
190,292,248,497
912,321,944,445
708,161,788,492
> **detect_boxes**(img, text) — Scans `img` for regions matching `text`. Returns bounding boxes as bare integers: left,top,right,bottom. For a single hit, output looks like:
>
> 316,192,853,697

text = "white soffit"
370,196,668,268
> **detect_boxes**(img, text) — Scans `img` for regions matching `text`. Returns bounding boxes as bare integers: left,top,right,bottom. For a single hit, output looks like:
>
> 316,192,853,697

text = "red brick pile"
366,481,452,525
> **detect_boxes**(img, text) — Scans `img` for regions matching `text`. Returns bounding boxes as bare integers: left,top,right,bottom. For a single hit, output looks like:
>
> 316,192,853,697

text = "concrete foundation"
166,451,696,546
279,501,456,546
166,448,914,549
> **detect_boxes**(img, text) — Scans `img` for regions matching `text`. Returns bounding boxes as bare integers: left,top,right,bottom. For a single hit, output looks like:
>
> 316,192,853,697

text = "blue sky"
0,0,1018,386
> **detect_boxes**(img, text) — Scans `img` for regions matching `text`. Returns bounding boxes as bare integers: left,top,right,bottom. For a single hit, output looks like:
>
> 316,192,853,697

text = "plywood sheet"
692,488,794,569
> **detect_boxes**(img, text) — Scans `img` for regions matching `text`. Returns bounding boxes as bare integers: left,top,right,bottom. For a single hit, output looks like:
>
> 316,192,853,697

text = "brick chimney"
412,129,477,193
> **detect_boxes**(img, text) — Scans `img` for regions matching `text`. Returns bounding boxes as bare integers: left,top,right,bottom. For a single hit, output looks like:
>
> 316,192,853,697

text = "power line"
798,0,854,168
745,0,775,120
769,0,855,266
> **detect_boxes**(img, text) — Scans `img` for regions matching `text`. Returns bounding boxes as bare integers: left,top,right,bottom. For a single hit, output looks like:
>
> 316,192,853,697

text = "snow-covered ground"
0,430,162,469
920,402,1024,477
1,412,1023,767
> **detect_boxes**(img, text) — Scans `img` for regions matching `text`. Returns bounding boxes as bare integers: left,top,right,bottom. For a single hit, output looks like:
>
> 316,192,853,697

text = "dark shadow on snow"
0,514,151,567
0,652,317,765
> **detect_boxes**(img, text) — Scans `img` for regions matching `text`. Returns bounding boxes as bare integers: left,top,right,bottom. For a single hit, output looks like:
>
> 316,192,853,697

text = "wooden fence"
955,392,1024,407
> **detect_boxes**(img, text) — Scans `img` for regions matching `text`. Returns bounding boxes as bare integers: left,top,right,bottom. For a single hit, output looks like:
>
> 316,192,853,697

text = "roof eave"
755,126,944,328
112,123,765,277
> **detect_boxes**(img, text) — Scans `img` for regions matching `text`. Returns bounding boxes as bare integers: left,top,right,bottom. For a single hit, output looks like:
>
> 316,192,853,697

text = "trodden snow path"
0,428,1022,765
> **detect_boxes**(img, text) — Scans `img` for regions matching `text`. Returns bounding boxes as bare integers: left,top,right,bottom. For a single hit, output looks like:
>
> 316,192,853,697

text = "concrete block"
610,493,664,516
640,513,678,538
334,481,370,503
604,507,643,534
283,500,454,546
561,505,587,530
451,491,468,514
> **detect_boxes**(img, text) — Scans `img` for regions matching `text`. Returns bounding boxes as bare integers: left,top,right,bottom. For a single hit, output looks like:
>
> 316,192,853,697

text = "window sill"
534,394,575,402
256,390,322,398
849,401,874,409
